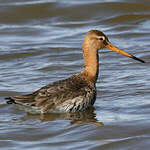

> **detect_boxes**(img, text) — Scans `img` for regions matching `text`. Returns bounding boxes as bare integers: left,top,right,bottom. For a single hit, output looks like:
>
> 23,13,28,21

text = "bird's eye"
98,36,105,41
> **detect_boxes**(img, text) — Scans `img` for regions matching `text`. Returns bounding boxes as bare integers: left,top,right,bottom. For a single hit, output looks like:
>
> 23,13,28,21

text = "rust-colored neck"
82,47,99,83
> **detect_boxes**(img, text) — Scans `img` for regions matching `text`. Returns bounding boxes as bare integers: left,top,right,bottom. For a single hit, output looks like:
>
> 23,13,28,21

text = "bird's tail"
5,97,16,104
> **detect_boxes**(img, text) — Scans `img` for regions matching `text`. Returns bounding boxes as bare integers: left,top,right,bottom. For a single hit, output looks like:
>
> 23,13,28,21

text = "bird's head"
82,30,145,63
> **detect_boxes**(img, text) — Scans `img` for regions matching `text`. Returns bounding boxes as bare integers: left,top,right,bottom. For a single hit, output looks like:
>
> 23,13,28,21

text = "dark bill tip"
132,55,145,63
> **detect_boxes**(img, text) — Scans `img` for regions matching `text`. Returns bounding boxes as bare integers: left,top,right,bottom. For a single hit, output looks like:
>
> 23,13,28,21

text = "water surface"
0,0,150,149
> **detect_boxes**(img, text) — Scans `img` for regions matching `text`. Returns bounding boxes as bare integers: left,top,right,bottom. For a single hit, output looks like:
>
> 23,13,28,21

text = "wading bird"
6,30,145,114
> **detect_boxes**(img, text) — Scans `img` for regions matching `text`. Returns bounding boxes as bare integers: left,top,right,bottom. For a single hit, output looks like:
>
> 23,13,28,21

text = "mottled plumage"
6,30,145,114
6,73,96,114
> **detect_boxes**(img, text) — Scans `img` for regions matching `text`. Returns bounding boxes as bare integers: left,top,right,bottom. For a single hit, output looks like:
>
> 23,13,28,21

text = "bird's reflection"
23,106,104,127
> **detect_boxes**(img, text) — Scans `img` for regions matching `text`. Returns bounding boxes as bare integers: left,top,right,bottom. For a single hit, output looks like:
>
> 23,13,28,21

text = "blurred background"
0,0,150,149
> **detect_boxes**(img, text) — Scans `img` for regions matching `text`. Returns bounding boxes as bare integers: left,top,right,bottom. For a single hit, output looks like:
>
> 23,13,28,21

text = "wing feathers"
5,74,95,113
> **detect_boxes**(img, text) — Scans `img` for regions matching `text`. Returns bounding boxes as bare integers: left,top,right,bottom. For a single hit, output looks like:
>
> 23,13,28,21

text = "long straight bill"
106,42,145,63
